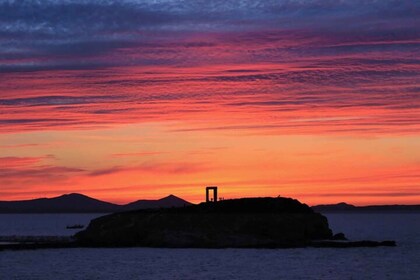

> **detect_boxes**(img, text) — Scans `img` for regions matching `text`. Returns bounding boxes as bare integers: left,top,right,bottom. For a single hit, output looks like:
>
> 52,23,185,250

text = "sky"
0,0,419,205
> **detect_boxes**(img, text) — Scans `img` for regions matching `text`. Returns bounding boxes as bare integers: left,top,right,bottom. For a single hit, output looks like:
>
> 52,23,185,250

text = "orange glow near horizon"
1,118,419,206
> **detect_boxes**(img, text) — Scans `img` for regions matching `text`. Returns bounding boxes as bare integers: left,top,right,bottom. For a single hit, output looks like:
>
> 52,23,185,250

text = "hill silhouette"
0,193,192,213
121,195,192,211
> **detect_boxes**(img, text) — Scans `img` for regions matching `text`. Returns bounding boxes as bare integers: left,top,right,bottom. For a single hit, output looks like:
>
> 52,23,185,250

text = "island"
75,196,395,248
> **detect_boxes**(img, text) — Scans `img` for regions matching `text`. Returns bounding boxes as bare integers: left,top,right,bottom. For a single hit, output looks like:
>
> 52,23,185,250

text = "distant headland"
0,193,192,213
312,202,420,213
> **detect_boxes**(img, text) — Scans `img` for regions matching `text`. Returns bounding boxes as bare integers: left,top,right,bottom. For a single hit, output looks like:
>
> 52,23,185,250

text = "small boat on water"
66,224,84,229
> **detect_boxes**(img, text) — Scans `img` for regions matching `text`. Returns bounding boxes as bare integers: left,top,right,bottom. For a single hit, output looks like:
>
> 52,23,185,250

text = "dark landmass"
0,193,118,213
75,197,392,248
2,193,416,214
312,202,420,213
0,196,398,250
0,193,192,213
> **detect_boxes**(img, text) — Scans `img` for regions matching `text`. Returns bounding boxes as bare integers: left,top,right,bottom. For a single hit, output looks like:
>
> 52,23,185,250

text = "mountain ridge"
0,193,192,213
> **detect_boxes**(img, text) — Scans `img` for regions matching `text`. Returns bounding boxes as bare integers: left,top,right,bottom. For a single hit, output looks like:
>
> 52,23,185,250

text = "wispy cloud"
0,155,55,168
1,1,419,71
0,1,419,134
111,152,164,158
88,161,210,177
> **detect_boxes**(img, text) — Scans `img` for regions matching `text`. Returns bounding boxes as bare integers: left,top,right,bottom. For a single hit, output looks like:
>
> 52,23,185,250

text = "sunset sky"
1,0,419,205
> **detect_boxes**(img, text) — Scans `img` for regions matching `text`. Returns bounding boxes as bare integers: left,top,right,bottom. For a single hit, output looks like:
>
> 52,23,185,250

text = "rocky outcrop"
331,232,347,240
75,197,333,248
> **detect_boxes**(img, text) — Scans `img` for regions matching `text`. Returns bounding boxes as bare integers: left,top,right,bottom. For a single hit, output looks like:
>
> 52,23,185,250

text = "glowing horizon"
1,1,419,206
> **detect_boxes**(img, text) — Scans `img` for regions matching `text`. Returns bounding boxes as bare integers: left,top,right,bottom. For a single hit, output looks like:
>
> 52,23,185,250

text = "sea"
0,213,419,280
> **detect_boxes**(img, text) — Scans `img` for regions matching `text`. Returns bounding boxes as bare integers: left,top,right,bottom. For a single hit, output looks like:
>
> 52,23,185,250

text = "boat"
66,224,84,229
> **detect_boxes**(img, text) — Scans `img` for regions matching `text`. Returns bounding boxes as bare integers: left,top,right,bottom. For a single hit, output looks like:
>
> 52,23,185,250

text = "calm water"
0,213,105,236
0,213,419,279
